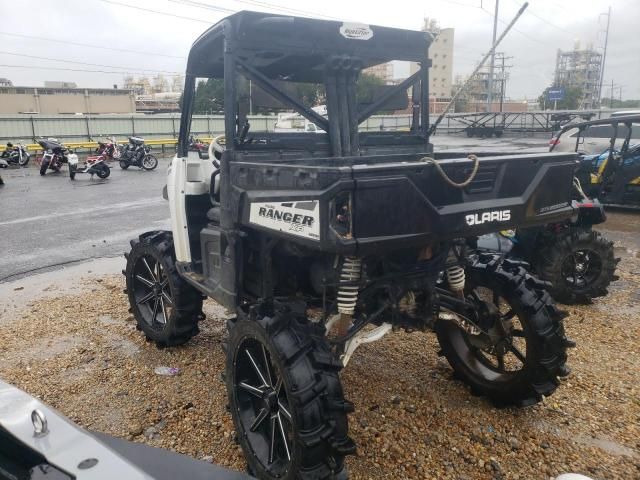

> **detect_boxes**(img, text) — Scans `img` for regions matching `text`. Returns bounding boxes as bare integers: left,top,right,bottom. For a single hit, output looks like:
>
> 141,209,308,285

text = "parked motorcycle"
69,151,110,180
1,142,30,167
37,138,70,175
95,136,121,160
118,136,158,170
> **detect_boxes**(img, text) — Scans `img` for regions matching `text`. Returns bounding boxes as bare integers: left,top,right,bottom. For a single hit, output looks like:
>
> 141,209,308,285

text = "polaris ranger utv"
125,12,576,479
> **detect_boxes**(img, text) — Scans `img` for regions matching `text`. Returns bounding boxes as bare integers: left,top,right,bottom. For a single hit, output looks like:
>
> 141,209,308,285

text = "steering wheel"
208,135,225,169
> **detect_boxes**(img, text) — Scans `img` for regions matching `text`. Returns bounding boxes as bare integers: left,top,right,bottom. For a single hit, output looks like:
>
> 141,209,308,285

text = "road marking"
0,198,166,227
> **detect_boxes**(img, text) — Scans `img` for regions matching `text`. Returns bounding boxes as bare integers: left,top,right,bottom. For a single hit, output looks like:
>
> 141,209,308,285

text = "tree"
192,78,225,114
600,98,640,109
537,86,583,110
293,83,325,108
356,73,385,105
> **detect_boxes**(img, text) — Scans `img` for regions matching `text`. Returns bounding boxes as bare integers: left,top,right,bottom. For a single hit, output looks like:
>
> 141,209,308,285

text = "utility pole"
597,6,611,107
610,79,615,108
487,0,499,112
496,52,513,113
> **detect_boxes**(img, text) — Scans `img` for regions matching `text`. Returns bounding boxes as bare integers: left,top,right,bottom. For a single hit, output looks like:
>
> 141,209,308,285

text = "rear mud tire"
436,255,571,407
125,231,203,347
226,305,355,480
536,227,619,304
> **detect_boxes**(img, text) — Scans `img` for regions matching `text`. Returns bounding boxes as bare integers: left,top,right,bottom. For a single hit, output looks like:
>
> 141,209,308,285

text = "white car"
550,118,640,154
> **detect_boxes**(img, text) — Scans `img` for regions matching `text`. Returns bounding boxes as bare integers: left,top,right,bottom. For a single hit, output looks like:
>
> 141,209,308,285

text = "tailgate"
351,152,577,252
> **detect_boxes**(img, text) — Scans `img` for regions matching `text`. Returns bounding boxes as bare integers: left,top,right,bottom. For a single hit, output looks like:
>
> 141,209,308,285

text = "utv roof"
186,11,432,82
558,114,640,133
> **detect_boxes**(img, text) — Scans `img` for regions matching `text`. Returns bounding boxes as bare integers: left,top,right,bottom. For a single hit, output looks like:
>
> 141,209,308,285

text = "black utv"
125,12,576,479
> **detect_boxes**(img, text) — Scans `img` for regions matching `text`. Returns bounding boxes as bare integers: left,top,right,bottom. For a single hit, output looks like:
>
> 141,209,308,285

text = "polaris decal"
465,210,511,226
339,23,373,40
250,201,320,240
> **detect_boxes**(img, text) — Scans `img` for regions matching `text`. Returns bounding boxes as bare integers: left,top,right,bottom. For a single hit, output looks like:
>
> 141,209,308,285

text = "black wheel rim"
560,249,603,290
234,338,294,475
132,255,173,330
448,286,528,382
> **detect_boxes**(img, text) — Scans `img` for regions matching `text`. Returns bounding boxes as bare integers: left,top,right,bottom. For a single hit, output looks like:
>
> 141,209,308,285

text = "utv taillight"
549,138,560,146
330,192,352,238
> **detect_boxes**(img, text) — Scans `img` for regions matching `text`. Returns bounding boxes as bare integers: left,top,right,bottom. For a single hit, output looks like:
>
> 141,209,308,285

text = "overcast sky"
0,0,638,100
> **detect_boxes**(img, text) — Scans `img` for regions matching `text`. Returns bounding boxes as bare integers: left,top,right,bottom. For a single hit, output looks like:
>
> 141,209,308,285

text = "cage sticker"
339,22,373,40
250,201,320,241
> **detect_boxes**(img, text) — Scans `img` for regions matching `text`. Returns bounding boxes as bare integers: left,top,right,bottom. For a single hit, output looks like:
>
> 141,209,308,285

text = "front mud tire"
124,231,203,347
536,227,619,304
436,255,572,407
226,305,355,480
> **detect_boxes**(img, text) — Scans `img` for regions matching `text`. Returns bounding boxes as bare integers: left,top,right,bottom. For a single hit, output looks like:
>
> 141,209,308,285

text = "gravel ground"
0,214,639,480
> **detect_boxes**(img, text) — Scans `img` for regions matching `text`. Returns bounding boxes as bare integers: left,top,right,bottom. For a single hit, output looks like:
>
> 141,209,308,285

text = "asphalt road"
0,135,552,283
0,159,171,282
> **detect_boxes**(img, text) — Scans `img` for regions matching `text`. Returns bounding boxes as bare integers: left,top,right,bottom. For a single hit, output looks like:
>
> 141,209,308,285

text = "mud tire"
536,227,619,304
124,231,203,347
437,254,572,407
226,304,355,480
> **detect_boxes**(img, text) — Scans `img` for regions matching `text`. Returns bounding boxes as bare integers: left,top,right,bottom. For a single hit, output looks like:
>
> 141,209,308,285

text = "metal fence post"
85,115,91,141
30,115,36,143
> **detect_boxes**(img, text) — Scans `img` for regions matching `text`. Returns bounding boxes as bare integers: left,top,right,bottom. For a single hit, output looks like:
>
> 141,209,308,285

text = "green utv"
125,12,575,479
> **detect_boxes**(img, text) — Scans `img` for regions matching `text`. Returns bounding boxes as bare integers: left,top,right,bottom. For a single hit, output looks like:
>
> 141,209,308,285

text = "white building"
410,18,454,99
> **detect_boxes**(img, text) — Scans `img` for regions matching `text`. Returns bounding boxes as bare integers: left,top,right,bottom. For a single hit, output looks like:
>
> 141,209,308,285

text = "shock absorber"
446,248,465,297
337,256,361,315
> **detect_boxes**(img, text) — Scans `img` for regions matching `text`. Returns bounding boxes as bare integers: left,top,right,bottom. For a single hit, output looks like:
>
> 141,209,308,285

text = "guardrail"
0,138,183,154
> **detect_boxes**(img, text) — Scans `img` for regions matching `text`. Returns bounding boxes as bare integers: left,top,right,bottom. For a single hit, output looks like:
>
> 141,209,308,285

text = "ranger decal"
250,201,320,240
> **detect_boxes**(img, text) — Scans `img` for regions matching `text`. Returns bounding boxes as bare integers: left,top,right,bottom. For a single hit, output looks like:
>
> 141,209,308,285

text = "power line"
0,64,176,76
0,50,182,75
96,0,214,23
166,0,235,14
0,32,186,59
225,0,339,20
509,0,577,37
480,6,552,47
170,0,339,21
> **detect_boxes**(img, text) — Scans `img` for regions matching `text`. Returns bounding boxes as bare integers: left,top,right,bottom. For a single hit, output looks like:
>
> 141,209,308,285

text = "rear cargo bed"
231,152,578,254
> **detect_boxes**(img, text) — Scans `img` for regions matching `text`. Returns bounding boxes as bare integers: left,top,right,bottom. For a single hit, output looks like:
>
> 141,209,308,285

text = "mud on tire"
437,254,573,407
124,230,203,347
225,304,355,480
536,227,619,304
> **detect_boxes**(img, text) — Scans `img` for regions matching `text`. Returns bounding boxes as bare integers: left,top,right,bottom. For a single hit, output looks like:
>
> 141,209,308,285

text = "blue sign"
547,87,565,102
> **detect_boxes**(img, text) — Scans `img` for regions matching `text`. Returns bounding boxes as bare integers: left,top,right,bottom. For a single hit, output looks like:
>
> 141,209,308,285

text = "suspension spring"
337,256,362,315
446,249,465,294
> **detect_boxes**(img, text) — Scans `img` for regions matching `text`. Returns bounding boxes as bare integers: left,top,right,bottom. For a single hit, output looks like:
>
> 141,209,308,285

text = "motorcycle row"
0,136,158,182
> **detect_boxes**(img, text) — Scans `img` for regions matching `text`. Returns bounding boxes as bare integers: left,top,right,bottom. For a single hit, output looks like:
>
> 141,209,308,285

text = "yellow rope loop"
421,154,480,189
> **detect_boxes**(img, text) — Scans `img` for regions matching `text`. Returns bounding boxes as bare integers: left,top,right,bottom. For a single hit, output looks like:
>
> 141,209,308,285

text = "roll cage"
551,114,640,155
177,11,433,158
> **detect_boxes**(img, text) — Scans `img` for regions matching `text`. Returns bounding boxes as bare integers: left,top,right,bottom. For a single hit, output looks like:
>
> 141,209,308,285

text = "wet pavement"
0,159,170,282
